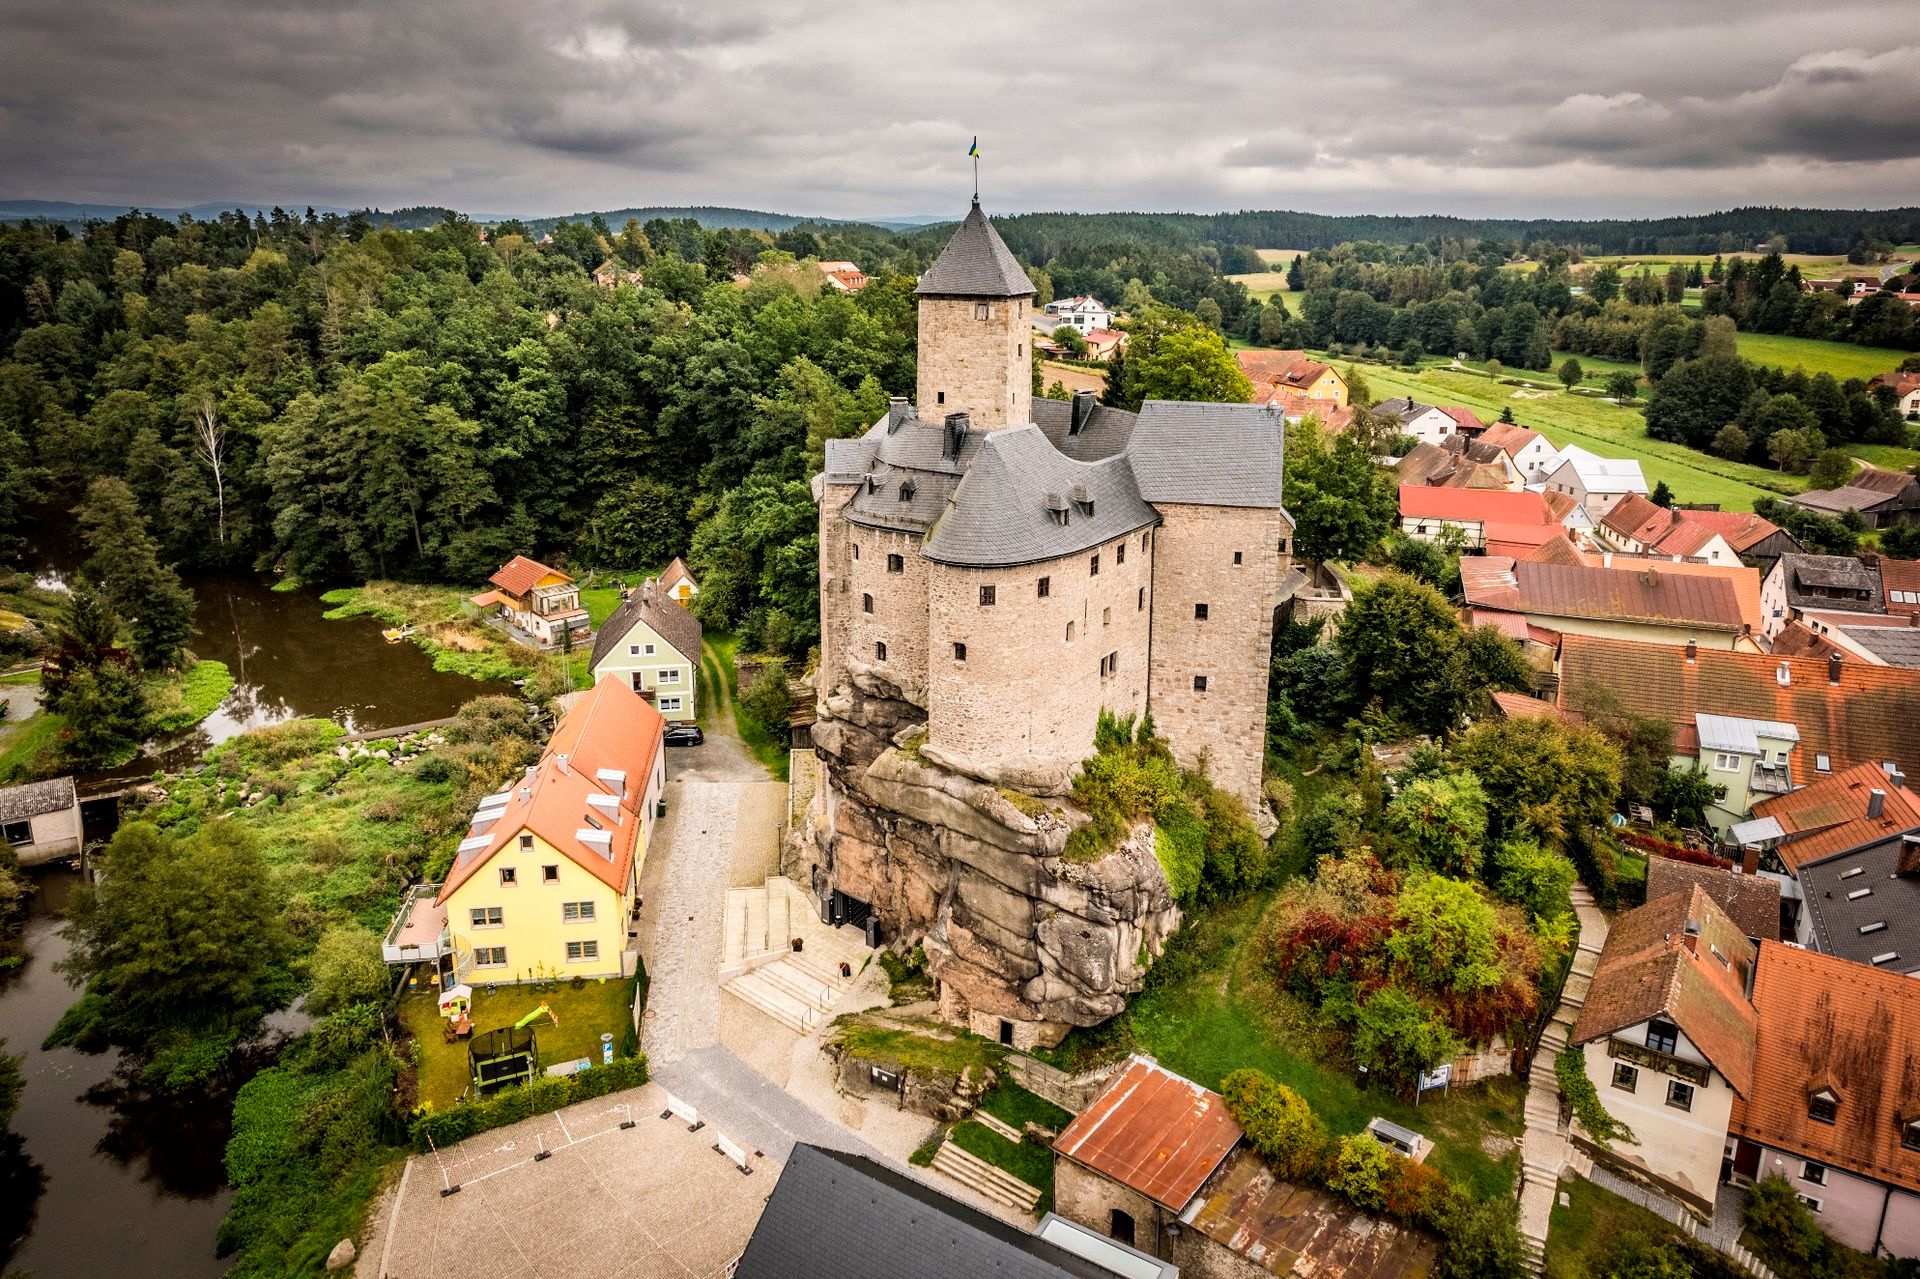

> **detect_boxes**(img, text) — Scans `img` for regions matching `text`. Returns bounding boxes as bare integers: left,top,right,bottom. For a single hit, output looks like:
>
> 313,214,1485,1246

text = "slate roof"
1032,397,1138,462
0,776,77,823
1125,400,1287,509
922,425,1158,567
1644,856,1780,942
1846,624,1920,668
844,412,987,535
734,1144,1112,1279
1798,835,1920,974
916,202,1036,298
1053,1056,1244,1211
489,554,569,596
1374,396,1444,425
588,580,703,670
1555,636,1920,782
1749,763,1920,869
1570,885,1759,1096
1461,557,1745,631
1779,553,1884,613
1732,941,1920,1194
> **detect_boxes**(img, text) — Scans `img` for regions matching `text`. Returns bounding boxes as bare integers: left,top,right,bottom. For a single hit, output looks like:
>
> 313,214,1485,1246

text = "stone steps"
722,966,824,1034
931,1139,1042,1213
973,1110,1024,1143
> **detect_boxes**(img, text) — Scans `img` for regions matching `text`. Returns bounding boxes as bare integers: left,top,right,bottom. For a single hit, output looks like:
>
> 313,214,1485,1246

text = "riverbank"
0,658,235,785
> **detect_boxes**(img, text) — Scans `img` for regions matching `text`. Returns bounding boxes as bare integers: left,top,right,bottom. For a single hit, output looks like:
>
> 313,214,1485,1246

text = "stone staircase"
720,877,872,1034
931,1137,1043,1213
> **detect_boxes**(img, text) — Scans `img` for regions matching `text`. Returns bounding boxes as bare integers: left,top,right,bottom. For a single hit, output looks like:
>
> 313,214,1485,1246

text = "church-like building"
805,202,1298,1046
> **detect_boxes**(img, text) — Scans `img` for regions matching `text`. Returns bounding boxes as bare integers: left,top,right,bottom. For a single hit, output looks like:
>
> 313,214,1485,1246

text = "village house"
471,555,592,651
1643,855,1781,944
1669,508,1801,570
1540,444,1650,518
1052,1056,1438,1277
1596,493,1741,565
586,578,702,721
1233,350,1348,410
1396,437,1524,492
1477,421,1562,484
1686,711,1802,832
1761,551,1885,638
1043,295,1114,332
1397,485,1554,551
1461,557,1760,652
818,260,869,293
0,776,81,865
382,677,665,985
659,554,699,603
1870,371,1920,418
1372,396,1464,447
1781,464,1920,529
1081,328,1126,362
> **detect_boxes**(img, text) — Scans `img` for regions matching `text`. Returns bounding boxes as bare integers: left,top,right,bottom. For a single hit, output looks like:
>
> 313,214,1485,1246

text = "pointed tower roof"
916,202,1036,298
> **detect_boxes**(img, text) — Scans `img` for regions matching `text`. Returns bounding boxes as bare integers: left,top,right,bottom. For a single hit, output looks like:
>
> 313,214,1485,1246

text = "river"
1,565,515,1273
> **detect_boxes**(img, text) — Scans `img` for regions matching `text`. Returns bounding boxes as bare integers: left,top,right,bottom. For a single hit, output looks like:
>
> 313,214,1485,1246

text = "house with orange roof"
818,260,868,293
1669,508,1800,569
1233,349,1347,409
1461,555,1757,652
471,555,592,651
382,677,667,984
1398,486,1554,550
659,555,700,604
1477,422,1561,484
1597,493,1742,566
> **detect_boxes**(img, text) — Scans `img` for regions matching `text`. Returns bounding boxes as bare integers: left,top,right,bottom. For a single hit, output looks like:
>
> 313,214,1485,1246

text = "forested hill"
519,206,895,234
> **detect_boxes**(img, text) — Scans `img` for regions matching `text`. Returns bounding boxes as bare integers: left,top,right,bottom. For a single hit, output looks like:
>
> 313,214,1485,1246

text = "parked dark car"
664,724,704,747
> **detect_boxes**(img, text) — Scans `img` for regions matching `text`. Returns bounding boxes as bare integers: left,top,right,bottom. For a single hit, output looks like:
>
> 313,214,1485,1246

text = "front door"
1732,1138,1762,1180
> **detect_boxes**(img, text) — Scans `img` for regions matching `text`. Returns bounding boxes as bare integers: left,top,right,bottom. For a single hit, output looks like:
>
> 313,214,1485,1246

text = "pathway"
1516,881,1608,1273
1586,1169,1778,1279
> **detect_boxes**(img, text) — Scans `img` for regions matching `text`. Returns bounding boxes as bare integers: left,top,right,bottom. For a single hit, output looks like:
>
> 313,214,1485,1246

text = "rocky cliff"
806,674,1180,1048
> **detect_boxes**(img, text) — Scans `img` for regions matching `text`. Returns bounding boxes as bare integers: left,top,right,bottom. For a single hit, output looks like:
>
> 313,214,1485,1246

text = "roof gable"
589,582,703,670
916,202,1036,298
1644,856,1780,941
489,554,570,596
1751,762,1920,869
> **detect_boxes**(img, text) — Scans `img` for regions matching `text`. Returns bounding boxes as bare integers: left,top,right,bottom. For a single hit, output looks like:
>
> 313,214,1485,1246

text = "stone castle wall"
915,295,1032,431
1146,503,1294,808
923,532,1153,796
846,524,932,707
818,481,857,679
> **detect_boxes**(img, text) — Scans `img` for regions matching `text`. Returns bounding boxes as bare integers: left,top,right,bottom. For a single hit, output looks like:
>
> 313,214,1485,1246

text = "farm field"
1734,331,1910,382
1255,248,1306,267
1039,359,1106,394
1227,270,1292,295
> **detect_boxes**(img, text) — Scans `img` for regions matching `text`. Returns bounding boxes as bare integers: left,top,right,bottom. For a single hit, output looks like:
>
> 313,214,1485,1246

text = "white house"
0,776,82,866
587,579,703,722
1542,444,1650,518
1374,397,1465,448
1042,296,1113,332
659,555,699,604
1477,422,1562,484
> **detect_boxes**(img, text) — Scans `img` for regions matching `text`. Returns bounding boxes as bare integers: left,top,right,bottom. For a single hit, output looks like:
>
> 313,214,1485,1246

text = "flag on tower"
967,136,979,157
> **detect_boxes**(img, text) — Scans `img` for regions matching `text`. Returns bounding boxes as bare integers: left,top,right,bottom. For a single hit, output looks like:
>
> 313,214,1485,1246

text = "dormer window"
1903,1120,1920,1152
1810,1090,1839,1125
899,479,917,502
1646,1019,1678,1055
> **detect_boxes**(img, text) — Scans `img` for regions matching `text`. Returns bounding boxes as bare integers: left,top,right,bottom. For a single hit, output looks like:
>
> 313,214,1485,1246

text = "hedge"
408,1054,649,1150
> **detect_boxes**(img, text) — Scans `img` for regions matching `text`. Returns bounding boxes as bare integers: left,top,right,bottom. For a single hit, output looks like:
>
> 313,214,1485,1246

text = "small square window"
1233,551,1243,565
1611,1063,1638,1093
1666,1080,1694,1112
1801,1161,1827,1186
1809,1092,1838,1125
862,592,873,614
875,641,888,662
1646,1020,1678,1055
1902,1123,1920,1152
1195,603,1209,620
953,642,967,661
1800,1195,1823,1213
980,585,996,606
499,867,517,886
2,821,28,846
1090,554,1100,576
1037,576,1051,598
628,643,640,655
543,864,560,883
1193,675,1208,692
974,303,989,320
887,553,904,573
519,833,535,851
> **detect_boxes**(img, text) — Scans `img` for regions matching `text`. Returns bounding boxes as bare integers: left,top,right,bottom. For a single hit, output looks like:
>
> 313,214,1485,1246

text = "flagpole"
973,152,979,203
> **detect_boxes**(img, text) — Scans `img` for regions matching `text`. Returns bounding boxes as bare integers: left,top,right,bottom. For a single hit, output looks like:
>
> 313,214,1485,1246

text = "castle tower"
915,202,1036,430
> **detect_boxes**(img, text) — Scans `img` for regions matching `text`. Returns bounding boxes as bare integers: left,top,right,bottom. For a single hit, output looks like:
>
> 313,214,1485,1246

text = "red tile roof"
1052,1056,1243,1211
1643,856,1780,941
1599,492,1672,544
1462,557,1745,631
1750,762,1920,869
1476,423,1544,458
1882,558,1920,617
1436,405,1484,431
489,554,570,597
1483,522,1567,558
1669,508,1786,555
1524,534,1589,567
1398,487,1553,524
1733,941,1920,1194
1770,620,1846,662
1490,690,1566,721
1570,885,1758,1096
1555,635,1920,782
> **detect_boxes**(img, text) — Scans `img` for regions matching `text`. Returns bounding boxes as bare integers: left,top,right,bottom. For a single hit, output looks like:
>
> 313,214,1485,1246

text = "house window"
499,867,517,886
1278,537,1289,554
1090,554,1100,576
1109,1210,1136,1248
1612,1063,1638,1093
1646,1020,1678,1054
1037,576,1050,598
1099,654,1111,678
980,585,996,606
659,696,682,712
1666,1080,1694,1112
470,906,504,928
1713,752,1741,771
2,820,30,846
1102,607,1111,627
542,864,559,883
1233,551,1243,565
659,668,678,684
475,946,508,967
562,901,596,922
1800,1196,1823,1213
937,391,945,404
1902,1122,1920,1152
862,593,873,614
632,672,646,693
1195,603,1209,620
628,644,640,656
875,641,888,662
887,553,904,573
1816,753,1831,772
953,643,967,662
643,643,655,656
1116,543,1125,565
1193,675,1208,692
1801,1161,1828,1186
519,833,535,851
566,940,600,962
1142,531,1151,551
1137,587,1145,611
1809,1092,1839,1125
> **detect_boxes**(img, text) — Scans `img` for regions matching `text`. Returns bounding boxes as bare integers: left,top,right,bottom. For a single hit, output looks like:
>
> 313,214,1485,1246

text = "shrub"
1436,1195,1528,1279
1555,1049,1635,1148
1743,1173,1856,1278
1384,773,1488,877
306,926,393,1017
408,1055,649,1151
1350,987,1463,1088
412,753,458,785
1382,1156,1452,1230
1329,1132,1396,1211
1220,1069,1327,1182
738,656,793,741
1492,839,1575,923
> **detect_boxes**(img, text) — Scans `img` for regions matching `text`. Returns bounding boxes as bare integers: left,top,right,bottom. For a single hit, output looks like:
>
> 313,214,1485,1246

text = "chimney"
942,411,971,461
1869,789,1886,819
887,397,911,431
1829,651,1844,685
556,753,570,775
1891,769,1909,790
1685,639,1698,664
1777,661,1792,687
1069,388,1095,436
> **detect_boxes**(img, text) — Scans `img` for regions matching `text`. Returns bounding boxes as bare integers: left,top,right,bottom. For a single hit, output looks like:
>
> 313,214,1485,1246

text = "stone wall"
915,295,1032,431
846,525,932,708
1053,1158,1178,1263
1147,503,1294,808
834,1050,989,1122
819,479,857,679
923,535,1151,796
809,680,1179,1047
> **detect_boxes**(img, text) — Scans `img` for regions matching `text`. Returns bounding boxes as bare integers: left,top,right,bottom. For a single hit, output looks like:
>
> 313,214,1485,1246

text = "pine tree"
74,477,196,670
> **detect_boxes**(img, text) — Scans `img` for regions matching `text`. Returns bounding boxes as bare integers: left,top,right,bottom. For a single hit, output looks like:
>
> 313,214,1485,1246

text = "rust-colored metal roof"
1751,762,1920,869
1052,1057,1242,1211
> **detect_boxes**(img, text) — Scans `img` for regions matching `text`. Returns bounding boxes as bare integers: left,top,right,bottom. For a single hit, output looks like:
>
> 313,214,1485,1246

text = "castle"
806,202,1298,1047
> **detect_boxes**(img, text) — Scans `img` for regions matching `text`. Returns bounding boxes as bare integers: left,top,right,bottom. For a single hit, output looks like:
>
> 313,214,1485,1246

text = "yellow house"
587,579,703,722
1233,350,1349,408
660,556,699,604
384,678,666,984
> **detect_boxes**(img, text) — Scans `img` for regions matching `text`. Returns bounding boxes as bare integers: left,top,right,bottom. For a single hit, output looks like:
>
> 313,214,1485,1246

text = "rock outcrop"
808,680,1180,1047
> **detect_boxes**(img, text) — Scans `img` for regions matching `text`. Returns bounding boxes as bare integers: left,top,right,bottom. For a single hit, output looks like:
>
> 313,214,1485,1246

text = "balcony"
383,883,451,965
1608,1035,1711,1087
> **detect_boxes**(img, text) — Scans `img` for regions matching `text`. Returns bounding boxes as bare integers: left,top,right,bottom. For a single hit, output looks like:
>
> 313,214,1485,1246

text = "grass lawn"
0,710,63,785
399,976,639,1111
147,659,235,734
322,582,538,683
976,1080,1073,1134
579,586,624,627
1544,1176,1689,1279
1734,331,1909,382
948,1120,1055,1214
1040,360,1106,394
1041,892,1524,1202
700,631,787,780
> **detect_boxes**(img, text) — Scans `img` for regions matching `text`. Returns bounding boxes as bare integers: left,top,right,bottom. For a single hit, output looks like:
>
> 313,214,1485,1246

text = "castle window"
1195,603,1209,620
1089,554,1100,576
1099,654,1110,677
1017,344,1022,356
1233,551,1243,565
862,593,873,614
1143,531,1151,551
953,642,967,662
1193,675,1208,692
1066,622,1075,642
1037,576,1050,598
980,585,996,606
1278,537,1288,554
1138,587,1145,611
1103,607,1111,627
1116,543,1125,565
887,553,904,573
937,391,945,404
852,543,860,560
975,303,990,320
875,641,888,662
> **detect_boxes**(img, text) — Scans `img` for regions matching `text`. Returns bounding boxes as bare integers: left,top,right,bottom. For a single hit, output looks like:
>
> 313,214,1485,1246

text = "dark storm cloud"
1,0,1917,218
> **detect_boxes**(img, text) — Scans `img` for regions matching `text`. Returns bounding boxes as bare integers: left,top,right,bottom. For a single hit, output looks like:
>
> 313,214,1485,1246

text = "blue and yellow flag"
968,136,979,158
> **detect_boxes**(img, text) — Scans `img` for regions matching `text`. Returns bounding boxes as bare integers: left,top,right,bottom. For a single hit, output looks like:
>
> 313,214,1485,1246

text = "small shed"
0,776,82,866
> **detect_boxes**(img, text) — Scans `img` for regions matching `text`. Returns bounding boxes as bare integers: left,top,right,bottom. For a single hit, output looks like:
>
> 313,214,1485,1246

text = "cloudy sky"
3,0,1917,221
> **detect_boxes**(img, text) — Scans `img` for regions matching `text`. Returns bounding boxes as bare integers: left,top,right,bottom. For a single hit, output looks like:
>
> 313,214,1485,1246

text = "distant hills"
516,206,935,234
